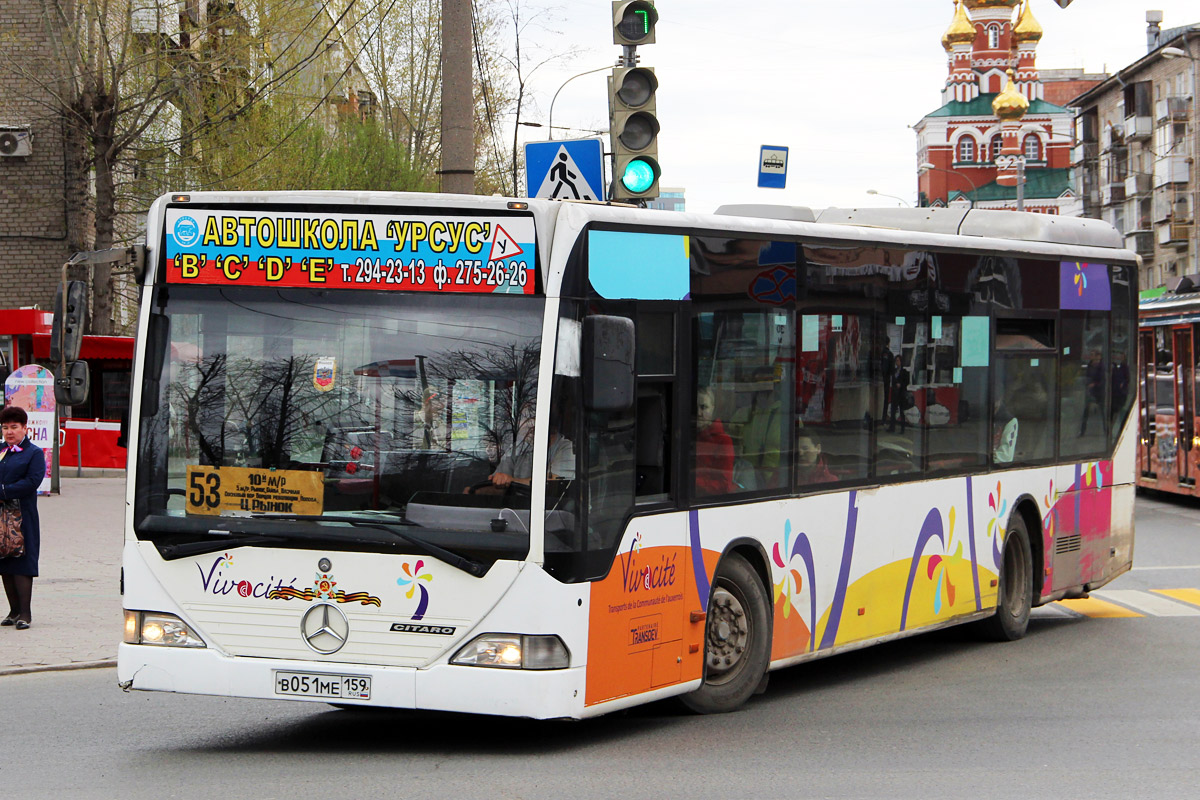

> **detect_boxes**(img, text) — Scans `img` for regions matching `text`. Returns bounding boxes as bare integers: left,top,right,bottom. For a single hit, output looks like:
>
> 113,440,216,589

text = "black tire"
977,512,1033,641
680,552,771,714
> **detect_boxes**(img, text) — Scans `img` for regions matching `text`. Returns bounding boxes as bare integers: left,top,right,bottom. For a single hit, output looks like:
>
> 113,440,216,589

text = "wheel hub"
706,586,749,680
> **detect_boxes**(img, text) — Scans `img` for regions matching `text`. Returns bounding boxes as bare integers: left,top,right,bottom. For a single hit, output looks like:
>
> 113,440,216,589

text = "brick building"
1071,13,1199,291
0,2,88,313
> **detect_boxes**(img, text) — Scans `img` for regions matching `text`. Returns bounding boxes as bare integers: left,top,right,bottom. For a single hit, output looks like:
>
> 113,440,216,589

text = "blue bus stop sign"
758,145,788,189
525,139,604,201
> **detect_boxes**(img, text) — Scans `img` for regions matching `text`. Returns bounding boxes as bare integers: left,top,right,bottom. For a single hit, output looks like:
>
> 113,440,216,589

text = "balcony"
1072,142,1099,165
1159,221,1193,247
1126,231,1155,255
1156,96,1191,124
1155,154,1191,187
1125,114,1153,141
1125,172,1152,196
1102,183,1126,205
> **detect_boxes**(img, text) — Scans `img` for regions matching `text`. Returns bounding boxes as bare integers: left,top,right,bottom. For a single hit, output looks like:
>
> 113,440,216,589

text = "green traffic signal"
621,159,657,194
612,1,657,45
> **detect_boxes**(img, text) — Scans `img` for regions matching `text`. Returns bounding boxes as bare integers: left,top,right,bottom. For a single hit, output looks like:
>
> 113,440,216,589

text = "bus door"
1154,327,1178,482
1139,329,1156,477
1176,327,1195,487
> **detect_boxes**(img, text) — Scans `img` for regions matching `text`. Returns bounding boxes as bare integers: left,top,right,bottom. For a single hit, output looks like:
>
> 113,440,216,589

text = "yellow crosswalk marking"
1152,588,1200,609
1055,597,1143,618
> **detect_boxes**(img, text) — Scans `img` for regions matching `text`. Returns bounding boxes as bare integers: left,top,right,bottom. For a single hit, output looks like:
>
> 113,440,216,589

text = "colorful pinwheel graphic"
1043,479,1059,539
220,552,234,568
397,560,433,620
987,482,1008,570
1082,461,1104,491
772,523,804,619
925,507,962,615
771,519,817,652
1073,261,1088,297
901,506,966,628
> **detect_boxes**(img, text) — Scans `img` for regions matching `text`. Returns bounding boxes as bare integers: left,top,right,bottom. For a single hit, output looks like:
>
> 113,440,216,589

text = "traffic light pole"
608,2,660,202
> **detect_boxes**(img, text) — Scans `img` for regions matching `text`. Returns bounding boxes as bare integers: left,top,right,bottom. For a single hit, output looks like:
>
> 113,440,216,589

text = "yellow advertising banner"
184,465,325,517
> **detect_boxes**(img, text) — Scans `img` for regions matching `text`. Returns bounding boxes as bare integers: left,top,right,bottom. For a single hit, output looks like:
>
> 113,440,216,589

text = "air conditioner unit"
0,126,32,157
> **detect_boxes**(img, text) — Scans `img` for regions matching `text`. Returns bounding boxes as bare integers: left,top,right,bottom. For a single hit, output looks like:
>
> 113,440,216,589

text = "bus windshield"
136,285,546,556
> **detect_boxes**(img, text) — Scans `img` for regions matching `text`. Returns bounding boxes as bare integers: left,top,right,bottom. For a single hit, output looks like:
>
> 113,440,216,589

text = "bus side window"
635,387,670,501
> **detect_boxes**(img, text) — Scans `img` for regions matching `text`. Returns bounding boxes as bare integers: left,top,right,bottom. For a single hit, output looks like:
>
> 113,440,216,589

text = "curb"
0,659,116,677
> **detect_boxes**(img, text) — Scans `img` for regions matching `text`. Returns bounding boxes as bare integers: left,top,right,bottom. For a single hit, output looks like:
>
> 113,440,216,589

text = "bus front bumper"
117,643,587,719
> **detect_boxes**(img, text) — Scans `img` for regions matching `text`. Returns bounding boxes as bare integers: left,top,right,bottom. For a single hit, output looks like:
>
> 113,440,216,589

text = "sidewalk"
1,477,125,675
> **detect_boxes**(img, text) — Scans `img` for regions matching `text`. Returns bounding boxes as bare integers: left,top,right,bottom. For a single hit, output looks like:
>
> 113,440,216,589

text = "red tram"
1139,283,1200,495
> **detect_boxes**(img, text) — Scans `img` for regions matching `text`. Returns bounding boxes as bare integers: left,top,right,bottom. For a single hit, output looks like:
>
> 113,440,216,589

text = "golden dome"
1013,1,1043,42
964,0,1019,8
942,0,976,49
992,70,1030,120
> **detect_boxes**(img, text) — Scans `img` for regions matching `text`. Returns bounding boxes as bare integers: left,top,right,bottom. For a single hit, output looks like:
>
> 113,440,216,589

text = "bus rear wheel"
681,552,770,714
977,512,1033,641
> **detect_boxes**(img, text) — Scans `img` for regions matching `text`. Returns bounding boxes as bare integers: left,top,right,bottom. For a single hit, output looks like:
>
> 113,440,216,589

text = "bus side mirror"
54,360,90,407
583,315,635,412
51,280,88,364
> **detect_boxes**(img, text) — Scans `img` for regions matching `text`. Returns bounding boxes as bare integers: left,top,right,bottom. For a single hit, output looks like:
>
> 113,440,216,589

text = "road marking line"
1152,588,1200,609
1130,564,1200,571
1054,596,1143,618
1091,589,1200,617
1031,604,1079,619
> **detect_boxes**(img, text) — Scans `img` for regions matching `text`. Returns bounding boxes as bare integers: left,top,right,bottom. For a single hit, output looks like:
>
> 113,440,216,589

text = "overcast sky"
513,0,1199,213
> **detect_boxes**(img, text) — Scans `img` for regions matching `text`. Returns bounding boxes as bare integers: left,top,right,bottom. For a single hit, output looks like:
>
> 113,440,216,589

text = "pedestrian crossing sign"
525,138,605,201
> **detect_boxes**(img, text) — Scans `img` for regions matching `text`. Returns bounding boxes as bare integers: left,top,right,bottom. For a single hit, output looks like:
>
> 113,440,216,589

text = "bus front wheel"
977,512,1033,641
681,552,770,714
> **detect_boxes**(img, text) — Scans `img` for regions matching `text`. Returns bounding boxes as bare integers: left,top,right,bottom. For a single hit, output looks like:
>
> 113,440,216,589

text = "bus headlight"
450,634,569,669
123,610,206,648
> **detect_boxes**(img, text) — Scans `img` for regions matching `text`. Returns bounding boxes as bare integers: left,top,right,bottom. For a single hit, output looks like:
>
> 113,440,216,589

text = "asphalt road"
3,493,1199,799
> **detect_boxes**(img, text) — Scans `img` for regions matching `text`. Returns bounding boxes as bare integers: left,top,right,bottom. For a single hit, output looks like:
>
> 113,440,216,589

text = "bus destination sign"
164,208,537,295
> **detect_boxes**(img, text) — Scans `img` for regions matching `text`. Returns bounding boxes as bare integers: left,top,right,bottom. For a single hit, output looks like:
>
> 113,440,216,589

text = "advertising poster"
4,364,55,494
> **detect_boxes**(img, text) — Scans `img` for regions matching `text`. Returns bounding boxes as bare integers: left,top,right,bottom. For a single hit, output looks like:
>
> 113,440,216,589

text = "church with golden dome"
914,0,1100,212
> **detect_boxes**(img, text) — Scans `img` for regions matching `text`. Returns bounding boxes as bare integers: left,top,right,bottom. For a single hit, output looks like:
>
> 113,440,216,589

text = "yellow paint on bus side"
1056,597,1143,618
1151,588,1200,609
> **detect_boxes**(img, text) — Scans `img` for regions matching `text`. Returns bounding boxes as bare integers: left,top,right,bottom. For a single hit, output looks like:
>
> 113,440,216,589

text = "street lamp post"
995,154,1027,211
547,66,612,141
918,162,979,207
1162,43,1200,273
866,189,912,207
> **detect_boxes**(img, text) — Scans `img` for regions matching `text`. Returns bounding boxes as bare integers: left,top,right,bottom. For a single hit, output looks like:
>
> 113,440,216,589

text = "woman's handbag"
0,500,24,559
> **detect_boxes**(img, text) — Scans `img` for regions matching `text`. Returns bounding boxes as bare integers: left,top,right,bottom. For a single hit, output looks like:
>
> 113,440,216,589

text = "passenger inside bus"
796,429,836,485
695,387,735,496
731,366,784,489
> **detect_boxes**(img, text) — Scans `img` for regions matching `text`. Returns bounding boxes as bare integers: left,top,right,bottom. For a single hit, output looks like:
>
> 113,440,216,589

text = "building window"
987,25,1000,49
990,135,1004,161
1023,134,1041,161
957,137,976,163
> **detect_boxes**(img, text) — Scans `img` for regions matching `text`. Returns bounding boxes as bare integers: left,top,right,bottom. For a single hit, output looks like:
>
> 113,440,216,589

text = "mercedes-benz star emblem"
300,602,350,654
318,557,332,572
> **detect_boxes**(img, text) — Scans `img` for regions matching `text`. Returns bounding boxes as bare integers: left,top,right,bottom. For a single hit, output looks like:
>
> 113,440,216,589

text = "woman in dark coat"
0,405,45,630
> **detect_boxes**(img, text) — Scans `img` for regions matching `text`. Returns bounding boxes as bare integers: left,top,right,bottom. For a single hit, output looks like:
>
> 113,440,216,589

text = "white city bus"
115,192,1137,718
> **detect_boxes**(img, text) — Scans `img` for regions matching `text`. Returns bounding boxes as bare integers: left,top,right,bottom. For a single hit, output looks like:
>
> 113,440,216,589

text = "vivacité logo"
619,533,678,594
174,215,200,247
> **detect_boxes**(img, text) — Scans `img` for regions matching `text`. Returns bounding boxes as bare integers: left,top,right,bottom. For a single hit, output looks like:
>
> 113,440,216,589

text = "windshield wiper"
249,513,489,578
156,533,289,559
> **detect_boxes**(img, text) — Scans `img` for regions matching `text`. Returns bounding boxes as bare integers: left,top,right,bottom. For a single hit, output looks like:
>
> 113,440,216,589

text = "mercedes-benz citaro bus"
113,192,1138,719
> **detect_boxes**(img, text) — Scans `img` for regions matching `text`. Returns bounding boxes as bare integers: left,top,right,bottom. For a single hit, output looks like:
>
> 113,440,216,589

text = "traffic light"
612,1,657,45
609,66,661,200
